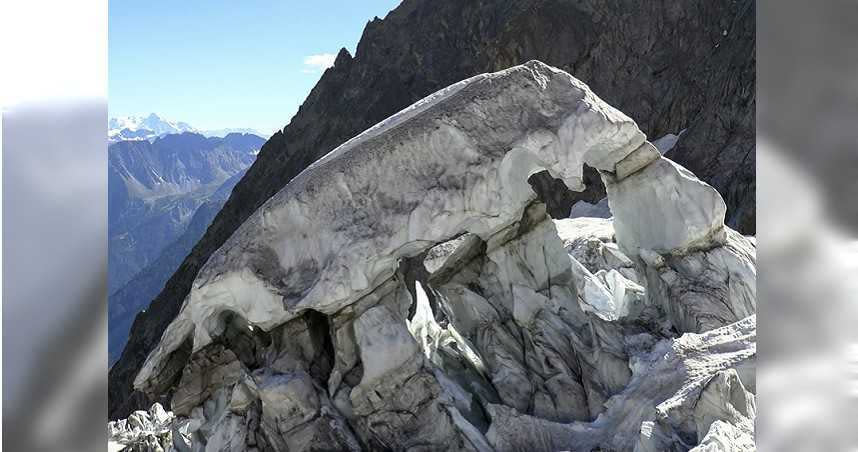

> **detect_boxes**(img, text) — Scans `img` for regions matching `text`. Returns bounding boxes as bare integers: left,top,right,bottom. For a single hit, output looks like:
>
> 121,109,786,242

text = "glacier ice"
122,61,756,451
134,60,646,390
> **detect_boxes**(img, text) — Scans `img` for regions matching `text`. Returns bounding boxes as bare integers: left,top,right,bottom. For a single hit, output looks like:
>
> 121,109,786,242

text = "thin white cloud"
302,53,337,73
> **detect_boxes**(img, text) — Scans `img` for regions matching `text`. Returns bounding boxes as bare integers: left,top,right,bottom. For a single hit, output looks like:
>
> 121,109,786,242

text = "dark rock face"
109,0,755,419
528,166,604,219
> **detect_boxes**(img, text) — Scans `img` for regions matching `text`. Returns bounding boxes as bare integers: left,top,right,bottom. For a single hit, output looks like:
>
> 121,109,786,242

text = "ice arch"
135,60,726,391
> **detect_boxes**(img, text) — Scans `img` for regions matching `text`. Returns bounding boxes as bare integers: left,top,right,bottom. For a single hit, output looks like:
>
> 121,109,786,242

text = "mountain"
111,62,757,451
109,0,755,420
109,113,264,142
108,132,263,295
109,113,197,142
108,180,241,365
199,127,267,139
108,167,249,365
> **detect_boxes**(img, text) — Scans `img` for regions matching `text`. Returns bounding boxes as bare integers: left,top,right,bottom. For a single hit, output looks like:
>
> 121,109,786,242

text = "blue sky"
109,0,401,135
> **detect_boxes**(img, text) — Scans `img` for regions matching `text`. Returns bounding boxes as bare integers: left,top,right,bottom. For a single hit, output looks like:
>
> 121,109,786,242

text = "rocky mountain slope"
110,62,756,451
109,0,755,420
108,134,263,366
108,132,262,294
109,170,248,365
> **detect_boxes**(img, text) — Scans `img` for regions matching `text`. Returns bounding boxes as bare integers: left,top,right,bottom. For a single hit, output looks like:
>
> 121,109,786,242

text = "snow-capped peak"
108,113,198,142
109,114,264,143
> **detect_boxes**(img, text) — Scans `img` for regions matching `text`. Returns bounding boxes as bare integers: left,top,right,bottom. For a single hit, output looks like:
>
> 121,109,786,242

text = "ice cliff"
112,61,756,451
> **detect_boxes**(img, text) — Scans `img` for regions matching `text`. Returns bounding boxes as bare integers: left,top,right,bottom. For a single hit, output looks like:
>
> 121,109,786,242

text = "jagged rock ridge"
110,62,756,451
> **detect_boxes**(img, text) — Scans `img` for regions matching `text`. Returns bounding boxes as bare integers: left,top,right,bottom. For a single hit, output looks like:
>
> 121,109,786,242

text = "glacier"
114,61,756,451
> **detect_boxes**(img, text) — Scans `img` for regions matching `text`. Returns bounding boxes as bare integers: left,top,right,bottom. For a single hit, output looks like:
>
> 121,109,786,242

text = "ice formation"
119,61,756,451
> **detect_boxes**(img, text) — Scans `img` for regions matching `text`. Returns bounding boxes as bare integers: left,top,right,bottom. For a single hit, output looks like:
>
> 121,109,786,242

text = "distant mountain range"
109,113,265,143
108,131,265,364
108,131,264,293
